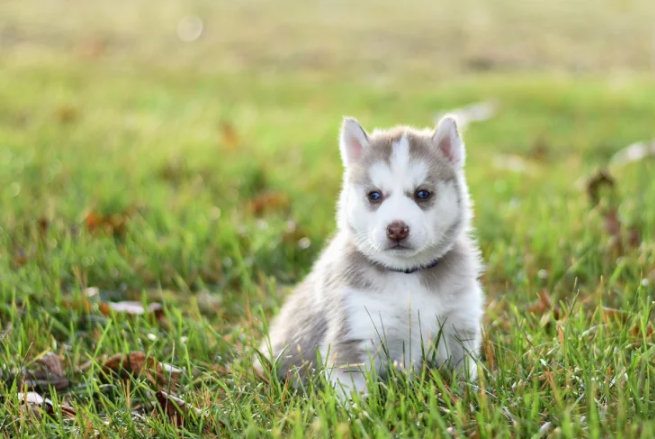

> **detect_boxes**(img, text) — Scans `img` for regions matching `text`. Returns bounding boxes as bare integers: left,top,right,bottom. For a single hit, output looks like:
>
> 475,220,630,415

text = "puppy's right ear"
339,117,369,167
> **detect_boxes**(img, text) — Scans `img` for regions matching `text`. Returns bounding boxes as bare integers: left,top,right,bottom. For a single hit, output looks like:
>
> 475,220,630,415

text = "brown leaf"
528,290,549,313
62,296,93,313
155,391,203,428
586,169,615,206
248,192,290,216
12,246,28,268
20,353,69,392
601,306,628,324
85,210,131,238
16,392,76,418
627,228,641,248
36,353,65,377
38,217,49,235
100,301,164,320
600,307,654,341
220,120,239,150
601,210,641,252
603,209,621,238
103,352,153,377
102,352,183,385
54,105,79,124
630,322,655,340
528,290,561,321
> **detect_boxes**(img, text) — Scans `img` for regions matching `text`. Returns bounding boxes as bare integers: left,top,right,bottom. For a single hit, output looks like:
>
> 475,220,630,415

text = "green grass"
2,1,655,437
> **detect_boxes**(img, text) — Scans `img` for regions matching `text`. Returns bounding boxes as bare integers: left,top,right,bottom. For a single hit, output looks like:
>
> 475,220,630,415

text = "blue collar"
387,259,440,274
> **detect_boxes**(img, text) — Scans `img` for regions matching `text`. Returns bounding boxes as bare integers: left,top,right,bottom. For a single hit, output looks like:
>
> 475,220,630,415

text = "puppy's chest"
342,275,448,346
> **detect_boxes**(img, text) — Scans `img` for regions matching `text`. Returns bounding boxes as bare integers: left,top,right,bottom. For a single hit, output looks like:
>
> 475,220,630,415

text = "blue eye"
416,190,431,200
368,191,382,201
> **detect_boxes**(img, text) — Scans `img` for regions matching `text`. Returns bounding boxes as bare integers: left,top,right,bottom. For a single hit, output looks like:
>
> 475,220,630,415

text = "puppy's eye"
368,191,382,202
416,190,431,200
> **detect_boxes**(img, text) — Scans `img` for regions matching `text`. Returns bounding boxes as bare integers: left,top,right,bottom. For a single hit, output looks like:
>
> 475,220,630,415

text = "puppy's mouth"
386,243,414,252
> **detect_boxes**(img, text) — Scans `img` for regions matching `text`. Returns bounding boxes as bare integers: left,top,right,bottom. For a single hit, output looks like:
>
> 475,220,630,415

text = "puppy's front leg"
327,363,368,401
321,337,372,401
442,322,481,380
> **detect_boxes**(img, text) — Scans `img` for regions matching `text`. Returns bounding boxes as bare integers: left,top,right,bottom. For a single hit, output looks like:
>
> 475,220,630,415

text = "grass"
1,1,655,437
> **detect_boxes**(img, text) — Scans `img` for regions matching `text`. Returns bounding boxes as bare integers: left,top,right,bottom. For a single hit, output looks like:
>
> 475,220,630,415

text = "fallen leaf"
528,290,551,314
220,120,239,150
38,217,49,235
610,140,655,167
627,228,641,248
102,352,183,385
14,353,69,392
630,322,655,340
528,290,561,320
24,353,69,392
103,351,151,376
600,307,654,341
248,192,290,216
54,105,79,124
601,306,628,324
12,246,28,268
36,353,65,377
16,392,76,418
155,391,204,428
601,209,641,252
585,170,615,206
100,301,164,320
603,209,621,237
61,296,93,313
85,210,132,238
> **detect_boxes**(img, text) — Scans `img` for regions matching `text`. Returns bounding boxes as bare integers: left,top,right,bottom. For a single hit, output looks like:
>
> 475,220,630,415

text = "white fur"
434,116,465,167
262,118,484,403
346,135,463,272
318,245,483,398
340,118,369,166
327,121,482,398
344,275,482,367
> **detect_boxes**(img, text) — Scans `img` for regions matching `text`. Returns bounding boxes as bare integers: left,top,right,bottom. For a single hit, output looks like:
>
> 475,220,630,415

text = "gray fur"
259,119,484,392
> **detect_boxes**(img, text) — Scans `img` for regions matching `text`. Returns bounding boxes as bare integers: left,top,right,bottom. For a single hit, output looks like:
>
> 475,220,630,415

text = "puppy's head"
337,116,470,271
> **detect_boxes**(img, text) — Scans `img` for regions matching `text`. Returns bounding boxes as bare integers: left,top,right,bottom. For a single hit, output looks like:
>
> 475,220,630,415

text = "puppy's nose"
386,221,409,242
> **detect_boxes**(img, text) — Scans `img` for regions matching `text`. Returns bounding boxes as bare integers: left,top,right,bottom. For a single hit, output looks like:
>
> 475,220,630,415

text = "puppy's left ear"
433,115,465,167
339,117,369,167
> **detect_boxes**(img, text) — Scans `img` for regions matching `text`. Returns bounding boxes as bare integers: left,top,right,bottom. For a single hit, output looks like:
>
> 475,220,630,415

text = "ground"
1,0,655,437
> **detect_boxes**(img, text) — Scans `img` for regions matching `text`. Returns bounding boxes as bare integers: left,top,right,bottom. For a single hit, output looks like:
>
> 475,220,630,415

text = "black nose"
386,221,409,242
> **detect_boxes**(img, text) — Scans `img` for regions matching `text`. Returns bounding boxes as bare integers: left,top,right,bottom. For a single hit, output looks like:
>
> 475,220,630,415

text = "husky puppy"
258,116,485,397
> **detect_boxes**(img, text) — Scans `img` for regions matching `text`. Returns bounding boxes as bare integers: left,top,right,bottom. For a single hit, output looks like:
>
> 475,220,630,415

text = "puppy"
258,116,485,398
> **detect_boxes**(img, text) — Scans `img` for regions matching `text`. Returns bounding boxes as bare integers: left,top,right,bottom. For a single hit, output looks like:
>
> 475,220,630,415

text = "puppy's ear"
339,117,369,167
433,115,465,167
